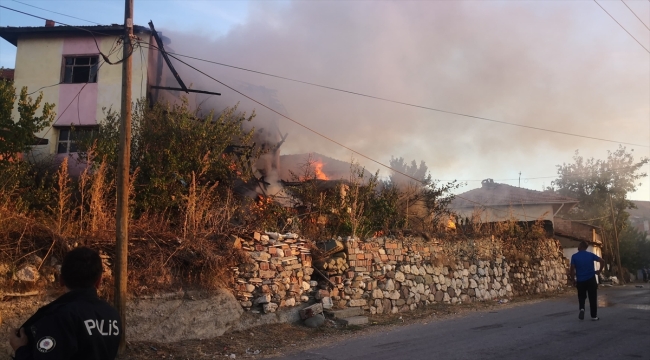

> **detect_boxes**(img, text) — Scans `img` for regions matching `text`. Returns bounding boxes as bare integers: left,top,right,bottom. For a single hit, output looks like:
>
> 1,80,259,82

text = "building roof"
0,68,14,80
450,179,578,209
554,218,602,245
0,24,151,46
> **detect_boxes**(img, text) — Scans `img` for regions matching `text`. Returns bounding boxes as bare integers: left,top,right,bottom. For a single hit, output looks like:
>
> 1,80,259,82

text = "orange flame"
313,161,329,180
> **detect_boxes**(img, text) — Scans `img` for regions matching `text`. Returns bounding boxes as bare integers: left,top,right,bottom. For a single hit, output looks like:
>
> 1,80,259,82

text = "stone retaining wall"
238,234,569,315
233,232,316,313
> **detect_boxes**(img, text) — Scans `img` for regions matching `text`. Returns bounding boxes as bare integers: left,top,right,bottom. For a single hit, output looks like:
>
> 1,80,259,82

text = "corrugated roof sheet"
451,179,578,208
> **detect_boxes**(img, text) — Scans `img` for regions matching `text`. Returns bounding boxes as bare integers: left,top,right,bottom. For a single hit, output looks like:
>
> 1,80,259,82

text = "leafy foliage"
0,81,57,212
78,99,257,215
619,224,650,271
549,147,648,262
0,80,55,163
385,156,460,233
283,156,459,239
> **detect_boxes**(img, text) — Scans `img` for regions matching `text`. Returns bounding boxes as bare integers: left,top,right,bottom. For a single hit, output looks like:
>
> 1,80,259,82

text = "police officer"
9,247,121,359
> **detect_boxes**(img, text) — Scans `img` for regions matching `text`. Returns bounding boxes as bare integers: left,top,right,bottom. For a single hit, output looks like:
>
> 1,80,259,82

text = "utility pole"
518,171,521,187
609,194,624,284
115,0,133,354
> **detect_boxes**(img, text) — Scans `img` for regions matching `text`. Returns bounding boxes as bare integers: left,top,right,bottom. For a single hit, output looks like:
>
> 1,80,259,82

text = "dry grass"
51,157,71,235
0,153,249,297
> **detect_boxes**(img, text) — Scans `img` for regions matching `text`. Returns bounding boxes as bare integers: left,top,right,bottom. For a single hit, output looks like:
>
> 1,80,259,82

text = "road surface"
277,285,650,360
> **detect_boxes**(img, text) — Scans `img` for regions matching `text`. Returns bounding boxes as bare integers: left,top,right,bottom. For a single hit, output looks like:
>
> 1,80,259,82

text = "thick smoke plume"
155,1,649,196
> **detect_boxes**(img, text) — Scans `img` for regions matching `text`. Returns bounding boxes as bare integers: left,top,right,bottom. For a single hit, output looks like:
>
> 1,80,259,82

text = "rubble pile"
233,232,317,313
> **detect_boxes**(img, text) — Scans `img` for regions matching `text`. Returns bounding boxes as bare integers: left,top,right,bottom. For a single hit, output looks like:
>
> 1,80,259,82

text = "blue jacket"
571,250,602,282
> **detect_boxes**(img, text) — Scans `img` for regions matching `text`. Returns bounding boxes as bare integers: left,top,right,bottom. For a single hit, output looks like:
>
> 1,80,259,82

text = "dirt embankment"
120,290,572,360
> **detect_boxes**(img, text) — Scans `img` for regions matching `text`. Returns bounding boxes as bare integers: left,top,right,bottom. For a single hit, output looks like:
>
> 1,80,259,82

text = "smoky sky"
157,1,650,198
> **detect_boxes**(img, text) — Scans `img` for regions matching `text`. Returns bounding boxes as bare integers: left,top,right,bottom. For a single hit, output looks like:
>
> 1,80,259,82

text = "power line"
0,5,135,65
38,55,117,141
620,0,650,31
4,5,646,148
594,0,650,53
139,42,649,148
25,36,122,96
142,41,650,186
3,8,645,216
442,166,650,183
150,45,586,219
0,5,112,36
9,0,102,25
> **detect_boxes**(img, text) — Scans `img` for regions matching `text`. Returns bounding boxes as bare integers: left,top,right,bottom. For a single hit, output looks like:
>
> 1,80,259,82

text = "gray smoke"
155,1,650,196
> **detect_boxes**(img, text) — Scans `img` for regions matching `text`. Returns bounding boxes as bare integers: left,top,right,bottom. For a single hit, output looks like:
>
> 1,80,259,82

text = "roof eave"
0,25,151,47
451,200,579,209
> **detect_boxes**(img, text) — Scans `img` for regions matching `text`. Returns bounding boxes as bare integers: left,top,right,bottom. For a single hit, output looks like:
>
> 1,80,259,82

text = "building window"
62,56,99,84
57,127,96,154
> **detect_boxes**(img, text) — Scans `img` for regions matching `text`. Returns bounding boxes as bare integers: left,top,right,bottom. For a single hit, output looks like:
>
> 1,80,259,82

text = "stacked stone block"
235,233,568,316
318,237,514,314
233,232,317,313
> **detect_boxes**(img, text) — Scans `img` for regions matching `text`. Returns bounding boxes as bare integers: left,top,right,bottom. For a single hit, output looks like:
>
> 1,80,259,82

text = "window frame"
61,55,100,84
56,126,97,154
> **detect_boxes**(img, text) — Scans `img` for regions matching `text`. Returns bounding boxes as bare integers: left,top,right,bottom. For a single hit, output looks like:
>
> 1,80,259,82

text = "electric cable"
594,0,650,53
0,5,136,65
620,0,650,31
4,5,646,149
4,7,646,216
139,41,649,148
156,47,588,219
9,0,102,25
38,59,112,141
25,36,122,96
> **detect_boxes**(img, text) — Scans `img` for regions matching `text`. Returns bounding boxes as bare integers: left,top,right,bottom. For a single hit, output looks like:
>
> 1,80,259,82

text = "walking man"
570,241,605,321
9,247,121,359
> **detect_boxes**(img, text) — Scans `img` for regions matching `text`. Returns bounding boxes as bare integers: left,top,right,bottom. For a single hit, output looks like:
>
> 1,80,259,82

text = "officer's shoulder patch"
37,336,56,353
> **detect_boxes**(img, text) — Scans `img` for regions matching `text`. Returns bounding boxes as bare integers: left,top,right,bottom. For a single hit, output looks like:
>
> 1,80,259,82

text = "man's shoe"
579,309,585,320
591,317,599,321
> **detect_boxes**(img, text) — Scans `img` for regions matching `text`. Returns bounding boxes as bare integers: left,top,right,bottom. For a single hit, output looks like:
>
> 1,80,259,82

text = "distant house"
0,68,14,81
450,179,604,263
628,200,650,240
554,218,603,260
450,179,578,228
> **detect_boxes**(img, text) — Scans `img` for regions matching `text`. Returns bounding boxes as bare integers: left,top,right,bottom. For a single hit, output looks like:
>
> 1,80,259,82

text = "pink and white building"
0,21,164,165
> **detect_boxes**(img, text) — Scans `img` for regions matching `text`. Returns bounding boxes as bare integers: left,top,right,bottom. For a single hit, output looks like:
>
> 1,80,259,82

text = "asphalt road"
277,286,650,360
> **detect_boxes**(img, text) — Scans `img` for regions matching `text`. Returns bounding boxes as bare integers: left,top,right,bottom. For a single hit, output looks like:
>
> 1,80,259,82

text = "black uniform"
14,287,121,360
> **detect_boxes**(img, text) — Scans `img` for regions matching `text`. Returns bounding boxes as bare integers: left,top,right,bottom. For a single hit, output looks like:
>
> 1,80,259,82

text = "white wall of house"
563,245,602,261
453,204,555,224
564,245,603,283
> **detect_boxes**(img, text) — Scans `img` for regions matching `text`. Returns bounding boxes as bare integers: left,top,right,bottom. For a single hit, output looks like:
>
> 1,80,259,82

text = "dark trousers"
577,276,598,318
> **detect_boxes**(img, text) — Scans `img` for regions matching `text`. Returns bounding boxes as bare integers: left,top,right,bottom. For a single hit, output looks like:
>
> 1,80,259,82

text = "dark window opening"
57,127,96,154
62,56,99,84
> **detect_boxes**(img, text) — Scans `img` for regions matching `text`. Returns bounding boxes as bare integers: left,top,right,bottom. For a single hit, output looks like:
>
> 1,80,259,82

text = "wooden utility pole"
115,0,133,354
609,194,624,284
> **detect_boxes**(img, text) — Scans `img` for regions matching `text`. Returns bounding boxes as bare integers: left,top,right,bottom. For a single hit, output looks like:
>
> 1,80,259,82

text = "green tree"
386,156,459,232
0,79,55,163
619,224,650,271
550,147,648,265
0,80,56,212
78,99,257,215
